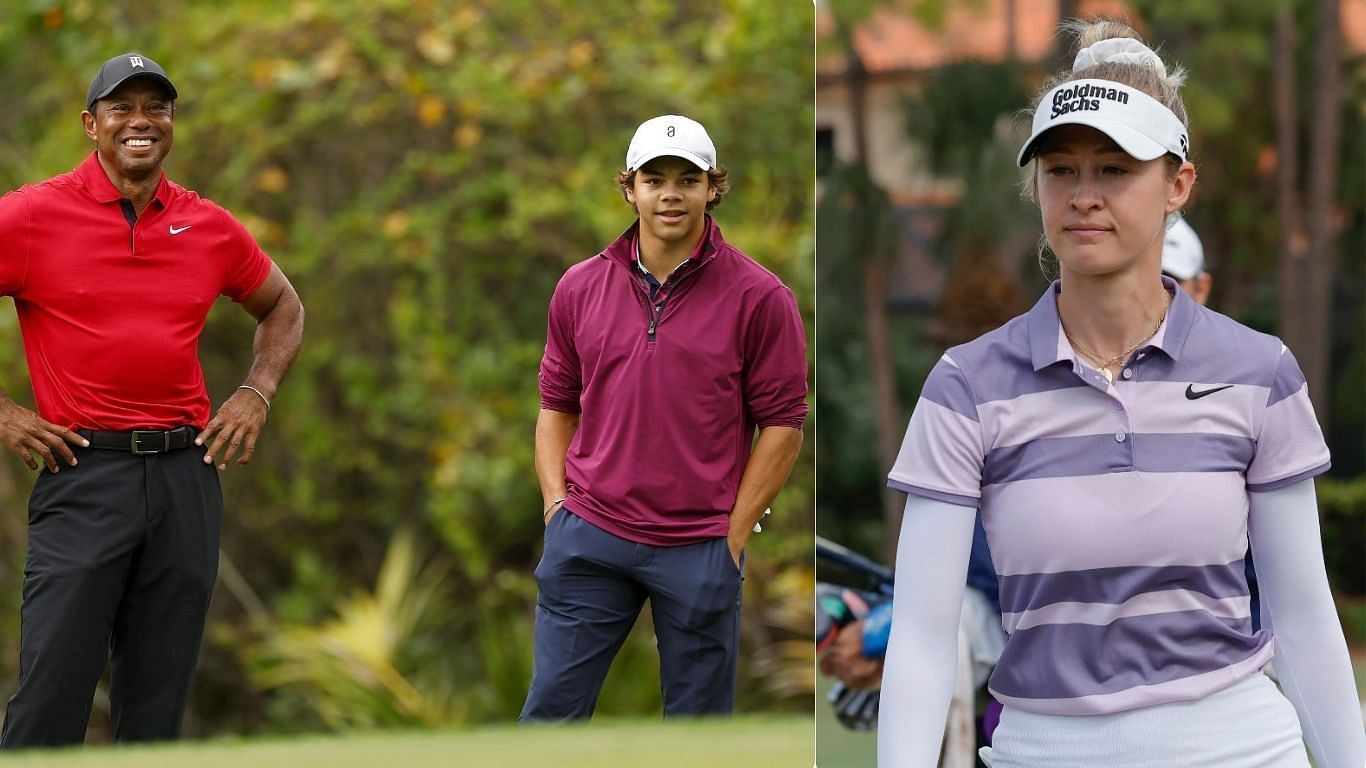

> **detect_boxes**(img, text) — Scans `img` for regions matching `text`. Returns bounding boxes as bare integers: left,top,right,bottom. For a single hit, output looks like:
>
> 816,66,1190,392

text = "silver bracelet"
544,497,566,516
237,385,271,411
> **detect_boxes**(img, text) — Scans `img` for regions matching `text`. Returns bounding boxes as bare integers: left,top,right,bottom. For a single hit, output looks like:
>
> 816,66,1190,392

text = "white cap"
1161,218,1205,279
625,115,716,172
1017,79,1189,167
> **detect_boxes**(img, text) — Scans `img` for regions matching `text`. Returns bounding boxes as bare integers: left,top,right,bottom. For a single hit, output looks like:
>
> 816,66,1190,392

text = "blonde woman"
877,21,1364,768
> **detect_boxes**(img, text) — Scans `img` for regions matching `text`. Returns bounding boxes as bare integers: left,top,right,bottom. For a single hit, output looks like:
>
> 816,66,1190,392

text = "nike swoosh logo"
169,225,192,235
1186,384,1233,400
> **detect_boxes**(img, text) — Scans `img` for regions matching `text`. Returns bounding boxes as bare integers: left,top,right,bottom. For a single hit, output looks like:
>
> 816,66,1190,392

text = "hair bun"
1073,38,1167,77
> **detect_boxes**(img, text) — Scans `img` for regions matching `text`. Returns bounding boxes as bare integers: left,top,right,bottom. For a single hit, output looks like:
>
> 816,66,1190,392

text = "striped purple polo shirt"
888,279,1330,716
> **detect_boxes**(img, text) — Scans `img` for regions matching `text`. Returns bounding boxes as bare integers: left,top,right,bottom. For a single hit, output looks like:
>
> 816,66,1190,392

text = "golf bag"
816,536,894,731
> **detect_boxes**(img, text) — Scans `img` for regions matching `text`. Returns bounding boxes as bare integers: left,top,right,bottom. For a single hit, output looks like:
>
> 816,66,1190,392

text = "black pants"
0,446,221,747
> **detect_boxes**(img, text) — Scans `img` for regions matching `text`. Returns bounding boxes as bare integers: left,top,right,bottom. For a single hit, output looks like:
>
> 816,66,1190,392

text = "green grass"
1353,646,1366,715
814,674,876,768
2,716,813,768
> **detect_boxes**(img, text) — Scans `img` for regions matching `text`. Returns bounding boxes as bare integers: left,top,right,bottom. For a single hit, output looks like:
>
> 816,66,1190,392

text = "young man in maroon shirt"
522,115,807,719
0,53,303,746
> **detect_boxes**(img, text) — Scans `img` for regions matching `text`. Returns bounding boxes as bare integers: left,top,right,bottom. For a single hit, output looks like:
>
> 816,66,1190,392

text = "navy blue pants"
1,446,221,747
521,509,743,720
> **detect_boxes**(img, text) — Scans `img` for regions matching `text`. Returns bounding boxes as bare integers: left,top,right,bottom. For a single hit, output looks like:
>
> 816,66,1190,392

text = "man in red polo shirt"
521,115,807,719
0,53,303,746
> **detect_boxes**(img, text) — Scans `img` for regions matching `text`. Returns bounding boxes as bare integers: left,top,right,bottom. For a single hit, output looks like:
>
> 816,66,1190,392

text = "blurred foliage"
1319,475,1366,596
901,61,1027,180
815,1,1366,592
0,0,814,737
245,530,466,729
742,562,818,703
814,162,918,542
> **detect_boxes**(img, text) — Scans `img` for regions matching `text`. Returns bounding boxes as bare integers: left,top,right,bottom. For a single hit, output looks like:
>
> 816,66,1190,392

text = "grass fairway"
815,674,876,768
2,715,813,768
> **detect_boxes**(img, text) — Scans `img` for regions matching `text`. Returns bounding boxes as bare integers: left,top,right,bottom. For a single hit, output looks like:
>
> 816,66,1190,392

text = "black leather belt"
78,426,197,455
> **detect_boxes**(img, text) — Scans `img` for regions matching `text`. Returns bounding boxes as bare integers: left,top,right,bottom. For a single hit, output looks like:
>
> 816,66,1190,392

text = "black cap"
86,53,177,111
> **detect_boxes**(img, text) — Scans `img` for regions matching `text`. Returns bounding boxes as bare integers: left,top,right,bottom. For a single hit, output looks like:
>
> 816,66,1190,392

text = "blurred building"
816,0,1365,306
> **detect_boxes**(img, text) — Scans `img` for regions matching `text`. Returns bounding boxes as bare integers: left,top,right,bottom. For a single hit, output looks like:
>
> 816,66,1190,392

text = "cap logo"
1019,79,1188,166
1050,83,1129,119
625,115,715,171
129,56,144,68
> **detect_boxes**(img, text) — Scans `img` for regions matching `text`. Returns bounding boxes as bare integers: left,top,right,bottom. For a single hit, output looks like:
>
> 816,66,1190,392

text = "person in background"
1161,217,1210,304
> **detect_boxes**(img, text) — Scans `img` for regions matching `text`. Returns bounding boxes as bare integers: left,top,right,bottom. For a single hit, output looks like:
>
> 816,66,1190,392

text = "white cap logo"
1017,78,1188,166
626,115,717,172
129,56,144,68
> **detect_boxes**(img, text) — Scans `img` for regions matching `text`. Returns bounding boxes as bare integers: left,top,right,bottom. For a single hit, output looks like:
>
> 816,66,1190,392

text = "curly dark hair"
617,165,730,212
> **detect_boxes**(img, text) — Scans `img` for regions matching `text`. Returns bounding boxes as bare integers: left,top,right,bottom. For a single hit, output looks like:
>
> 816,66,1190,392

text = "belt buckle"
130,430,168,455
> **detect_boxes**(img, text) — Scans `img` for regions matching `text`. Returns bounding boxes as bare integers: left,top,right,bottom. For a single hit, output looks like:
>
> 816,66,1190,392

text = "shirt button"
1115,431,1127,443
1122,368,1133,380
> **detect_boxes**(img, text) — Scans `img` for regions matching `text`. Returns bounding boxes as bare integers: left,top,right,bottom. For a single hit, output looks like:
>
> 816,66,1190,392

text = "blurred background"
815,0,1364,764
0,0,814,743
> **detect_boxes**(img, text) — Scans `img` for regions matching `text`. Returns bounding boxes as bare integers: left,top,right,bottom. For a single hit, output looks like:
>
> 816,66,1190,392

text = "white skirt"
985,672,1309,768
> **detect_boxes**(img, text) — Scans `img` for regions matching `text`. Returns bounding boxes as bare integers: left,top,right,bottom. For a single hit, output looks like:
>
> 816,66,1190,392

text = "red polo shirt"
0,152,272,430
539,218,809,545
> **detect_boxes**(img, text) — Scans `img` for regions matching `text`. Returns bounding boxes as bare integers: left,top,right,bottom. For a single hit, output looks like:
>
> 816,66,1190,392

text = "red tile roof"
819,0,1129,75
1347,0,1366,54
819,0,1364,76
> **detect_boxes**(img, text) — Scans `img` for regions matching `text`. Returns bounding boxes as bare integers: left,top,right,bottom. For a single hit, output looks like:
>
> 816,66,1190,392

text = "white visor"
1161,217,1205,279
1017,79,1188,167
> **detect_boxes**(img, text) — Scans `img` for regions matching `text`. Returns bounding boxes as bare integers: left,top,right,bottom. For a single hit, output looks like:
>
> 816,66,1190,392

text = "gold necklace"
1061,292,1171,384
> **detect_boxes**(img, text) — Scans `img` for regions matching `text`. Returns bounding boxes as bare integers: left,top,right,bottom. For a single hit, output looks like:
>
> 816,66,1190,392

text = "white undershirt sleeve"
1248,479,1366,768
877,495,977,768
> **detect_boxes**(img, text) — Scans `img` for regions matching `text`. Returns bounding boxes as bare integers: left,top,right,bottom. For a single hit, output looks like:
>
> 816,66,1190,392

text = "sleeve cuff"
538,398,582,415
887,479,979,508
231,256,274,303
1247,461,1331,493
757,414,806,430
